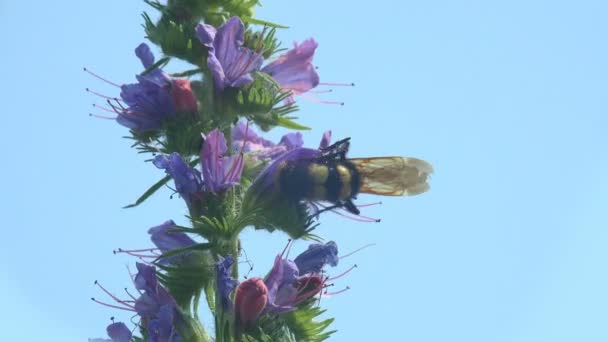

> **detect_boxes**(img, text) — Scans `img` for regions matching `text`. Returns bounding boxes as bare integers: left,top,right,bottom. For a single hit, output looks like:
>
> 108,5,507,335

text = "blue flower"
201,129,244,192
215,255,239,310
153,152,203,202
89,322,132,342
293,241,339,275
133,263,183,342
196,17,264,91
263,241,339,315
261,39,320,103
232,122,303,160
116,43,176,131
148,220,196,265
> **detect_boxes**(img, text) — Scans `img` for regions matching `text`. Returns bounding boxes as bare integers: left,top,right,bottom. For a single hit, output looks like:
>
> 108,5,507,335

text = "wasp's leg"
318,137,351,161
343,199,360,215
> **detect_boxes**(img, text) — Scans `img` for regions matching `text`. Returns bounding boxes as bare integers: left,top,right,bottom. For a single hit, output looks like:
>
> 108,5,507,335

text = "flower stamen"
339,243,376,260
327,264,357,281
84,67,121,88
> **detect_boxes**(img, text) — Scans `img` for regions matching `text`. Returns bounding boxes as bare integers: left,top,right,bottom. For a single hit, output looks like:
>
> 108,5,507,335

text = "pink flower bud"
234,277,268,325
171,78,198,113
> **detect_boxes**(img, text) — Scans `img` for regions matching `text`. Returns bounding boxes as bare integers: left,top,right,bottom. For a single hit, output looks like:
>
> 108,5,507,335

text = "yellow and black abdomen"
278,160,361,203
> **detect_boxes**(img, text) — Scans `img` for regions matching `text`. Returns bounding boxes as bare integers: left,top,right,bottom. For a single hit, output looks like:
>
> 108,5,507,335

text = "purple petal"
201,129,243,191
279,133,304,149
214,17,245,71
264,255,299,314
106,322,132,342
148,305,180,341
232,122,275,153
294,241,339,275
262,39,320,94
319,130,332,149
216,255,239,310
134,262,158,292
154,153,202,198
195,23,217,46
148,220,195,253
135,43,155,69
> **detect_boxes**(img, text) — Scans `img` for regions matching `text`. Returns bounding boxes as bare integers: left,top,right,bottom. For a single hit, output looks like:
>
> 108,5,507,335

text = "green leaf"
154,242,213,262
124,158,200,209
141,56,171,76
276,116,311,130
123,175,171,209
241,16,289,28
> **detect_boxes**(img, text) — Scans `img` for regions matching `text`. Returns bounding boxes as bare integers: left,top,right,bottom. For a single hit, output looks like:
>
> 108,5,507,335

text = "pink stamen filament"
94,281,136,309
300,94,344,106
335,207,381,223
84,67,122,88
105,101,147,118
323,286,351,296
89,113,116,120
93,103,119,114
124,288,138,301
319,82,355,87
339,244,376,260
91,298,136,312
308,89,333,94
86,88,119,100
355,201,382,208
327,264,357,281
117,248,160,253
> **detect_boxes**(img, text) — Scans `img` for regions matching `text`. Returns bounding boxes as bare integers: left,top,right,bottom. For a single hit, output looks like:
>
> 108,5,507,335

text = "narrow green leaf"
276,117,311,130
241,16,289,29
123,175,171,208
141,56,170,76
153,242,213,262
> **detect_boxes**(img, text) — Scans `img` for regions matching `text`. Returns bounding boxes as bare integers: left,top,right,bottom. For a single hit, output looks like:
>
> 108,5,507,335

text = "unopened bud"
171,78,198,113
234,277,268,325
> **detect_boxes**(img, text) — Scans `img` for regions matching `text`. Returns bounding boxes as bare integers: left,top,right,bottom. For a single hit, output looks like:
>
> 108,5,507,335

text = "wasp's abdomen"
278,160,360,203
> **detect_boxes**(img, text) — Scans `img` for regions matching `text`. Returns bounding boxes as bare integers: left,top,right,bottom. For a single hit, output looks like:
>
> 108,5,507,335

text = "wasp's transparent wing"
349,157,433,196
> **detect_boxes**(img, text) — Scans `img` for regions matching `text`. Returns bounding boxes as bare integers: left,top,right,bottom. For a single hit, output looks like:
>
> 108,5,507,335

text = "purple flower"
201,129,244,192
111,43,198,132
195,17,264,90
149,220,196,253
263,242,340,315
232,122,304,160
215,255,238,310
262,39,320,102
293,241,339,275
264,255,301,314
148,220,196,265
89,322,132,342
133,263,183,342
117,43,176,131
153,152,203,202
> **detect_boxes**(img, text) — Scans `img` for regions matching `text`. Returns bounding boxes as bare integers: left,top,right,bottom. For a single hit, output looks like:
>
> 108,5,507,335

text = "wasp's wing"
350,157,433,196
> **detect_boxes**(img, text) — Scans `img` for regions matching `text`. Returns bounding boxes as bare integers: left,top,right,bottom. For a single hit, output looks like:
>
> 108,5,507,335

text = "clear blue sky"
1,0,607,341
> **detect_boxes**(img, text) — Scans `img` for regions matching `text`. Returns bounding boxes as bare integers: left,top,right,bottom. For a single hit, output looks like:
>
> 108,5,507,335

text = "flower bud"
171,78,198,113
234,277,268,325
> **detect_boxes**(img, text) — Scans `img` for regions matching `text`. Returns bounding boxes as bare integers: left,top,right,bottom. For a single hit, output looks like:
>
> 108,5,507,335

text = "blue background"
1,0,607,341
